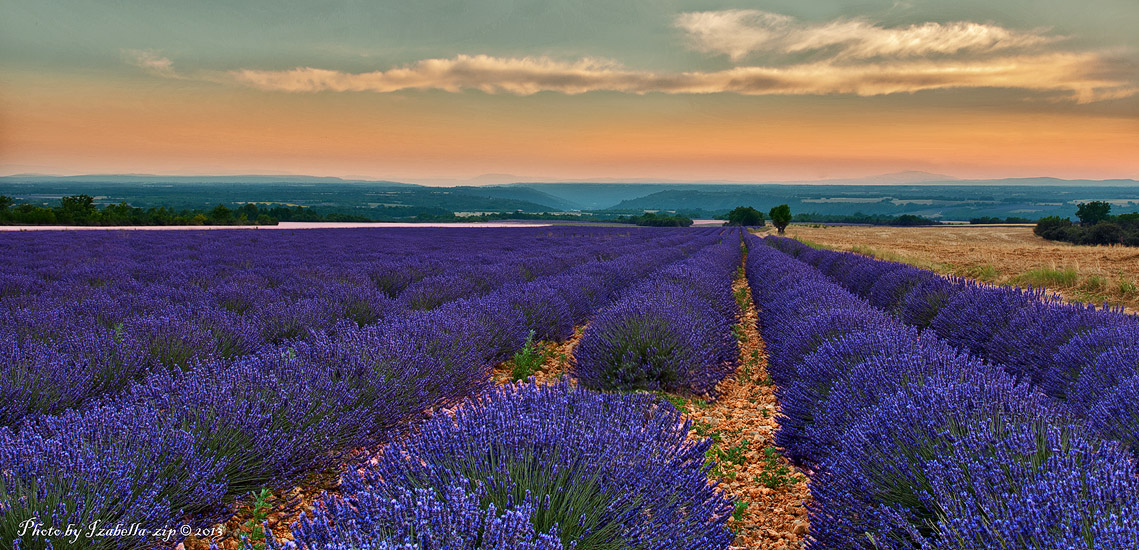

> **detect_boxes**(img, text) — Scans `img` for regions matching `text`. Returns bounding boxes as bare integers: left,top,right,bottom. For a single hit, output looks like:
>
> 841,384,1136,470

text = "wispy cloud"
129,11,1136,104
223,52,1133,103
230,55,629,94
675,10,1059,61
124,49,181,79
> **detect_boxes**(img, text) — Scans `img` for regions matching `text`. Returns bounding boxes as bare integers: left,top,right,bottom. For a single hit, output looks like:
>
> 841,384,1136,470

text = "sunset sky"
1,0,1136,183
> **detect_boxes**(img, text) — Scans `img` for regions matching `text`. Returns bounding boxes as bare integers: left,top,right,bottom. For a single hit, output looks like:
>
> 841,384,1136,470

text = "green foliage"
970,216,1033,224
1012,268,1079,289
890,214,938,226
1077,201,1113,225
693,421,720,440
0,195,373,226
615,212,694,227
740,349,762,384
725,206,765,227
57,194,97,223
510,331,550,381
960,264,1001,283
732,500,749,522
1083,276,1107,293
769,204,792,234
1034,216,1075,240
706,437,749,479
754,447,795,488
1037,212,1139,246
734,286,750,313
240,488,274,550
655,392,688,411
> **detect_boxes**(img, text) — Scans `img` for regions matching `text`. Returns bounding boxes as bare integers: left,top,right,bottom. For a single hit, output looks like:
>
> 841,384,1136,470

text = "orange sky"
2,2,1137,182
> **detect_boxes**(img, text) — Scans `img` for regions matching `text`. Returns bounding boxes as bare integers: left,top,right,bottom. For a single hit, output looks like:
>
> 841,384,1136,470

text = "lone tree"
54,194,98,224
1076,201,1112,226
725,206,765,226
769,204,792,234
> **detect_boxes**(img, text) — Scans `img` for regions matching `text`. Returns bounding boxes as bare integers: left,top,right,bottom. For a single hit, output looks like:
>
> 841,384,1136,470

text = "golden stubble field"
781,224,1139,312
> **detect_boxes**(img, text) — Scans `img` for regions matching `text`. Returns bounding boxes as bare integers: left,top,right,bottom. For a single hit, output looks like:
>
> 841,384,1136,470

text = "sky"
1,0,1137,183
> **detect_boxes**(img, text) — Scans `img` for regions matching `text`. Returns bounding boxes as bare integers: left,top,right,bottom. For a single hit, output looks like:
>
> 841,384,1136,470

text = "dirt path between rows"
185,262,811,550
675,260,811,549
183,326,589,550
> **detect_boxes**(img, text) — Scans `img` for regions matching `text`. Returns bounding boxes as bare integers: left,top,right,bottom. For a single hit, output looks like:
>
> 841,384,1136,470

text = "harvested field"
784,224,1139,311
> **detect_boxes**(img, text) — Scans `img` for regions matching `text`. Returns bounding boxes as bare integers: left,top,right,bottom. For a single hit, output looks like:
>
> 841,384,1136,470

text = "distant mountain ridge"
2,173,1136,221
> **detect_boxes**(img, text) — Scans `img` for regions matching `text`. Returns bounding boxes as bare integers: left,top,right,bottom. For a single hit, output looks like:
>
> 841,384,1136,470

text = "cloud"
221,52,1133,103
128,11,1136,105
229,55,630,95
124,49,180,78
675,9,1059,61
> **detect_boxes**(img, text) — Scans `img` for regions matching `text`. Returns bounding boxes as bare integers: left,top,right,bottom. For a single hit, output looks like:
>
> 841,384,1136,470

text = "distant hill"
451,186,581,211
3,173,1137,222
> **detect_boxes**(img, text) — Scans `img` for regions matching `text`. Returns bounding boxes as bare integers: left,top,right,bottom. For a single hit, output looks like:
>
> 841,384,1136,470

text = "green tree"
0,195,12,220
769,204,792,234
1076,201,1112,225
57,194,98,224
725,206,765,226
208,204,234,224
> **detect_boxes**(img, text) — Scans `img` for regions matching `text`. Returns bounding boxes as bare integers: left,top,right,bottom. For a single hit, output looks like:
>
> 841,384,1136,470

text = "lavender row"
264,381,734,549
744,234,1139,549
763,235,1139,458
575,231,743,395
1,229,726,550
0,228,704,425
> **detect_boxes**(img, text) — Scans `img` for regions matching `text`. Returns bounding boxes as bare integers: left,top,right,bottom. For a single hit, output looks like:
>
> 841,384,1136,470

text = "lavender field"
2,227,1138,549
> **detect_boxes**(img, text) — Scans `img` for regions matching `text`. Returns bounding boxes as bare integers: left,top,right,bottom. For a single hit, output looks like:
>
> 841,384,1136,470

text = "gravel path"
183,260,814,550
664,263,811,549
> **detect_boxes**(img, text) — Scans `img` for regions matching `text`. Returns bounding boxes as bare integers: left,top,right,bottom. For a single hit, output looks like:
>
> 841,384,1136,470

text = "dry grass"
783,224,1139,311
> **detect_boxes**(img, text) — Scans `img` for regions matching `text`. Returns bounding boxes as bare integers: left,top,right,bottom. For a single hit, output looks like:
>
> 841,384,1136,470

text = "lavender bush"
574,238,740,395
743,234,1139,549
271,382,733,550
1,226,732,549
763,235,1139,459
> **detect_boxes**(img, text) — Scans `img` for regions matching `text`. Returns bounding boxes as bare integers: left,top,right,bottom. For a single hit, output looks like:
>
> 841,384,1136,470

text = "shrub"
725,206,765,227
575,242,740,395
896,276,958,329
1042,323,1139,401
764,308,891,384
802,335,991,469
1085,373,1139,458
867,268,935,315
811,378,1139,549
928,284,1035,356
275,382,734,550
1071,345,1139,414
744,233,1139,550
575,289,723,394
773,327,922,465
982,301,1113,384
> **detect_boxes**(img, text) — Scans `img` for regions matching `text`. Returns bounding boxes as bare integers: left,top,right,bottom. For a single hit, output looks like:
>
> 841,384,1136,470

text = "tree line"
0,195,370,226
1035,201,1139,246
